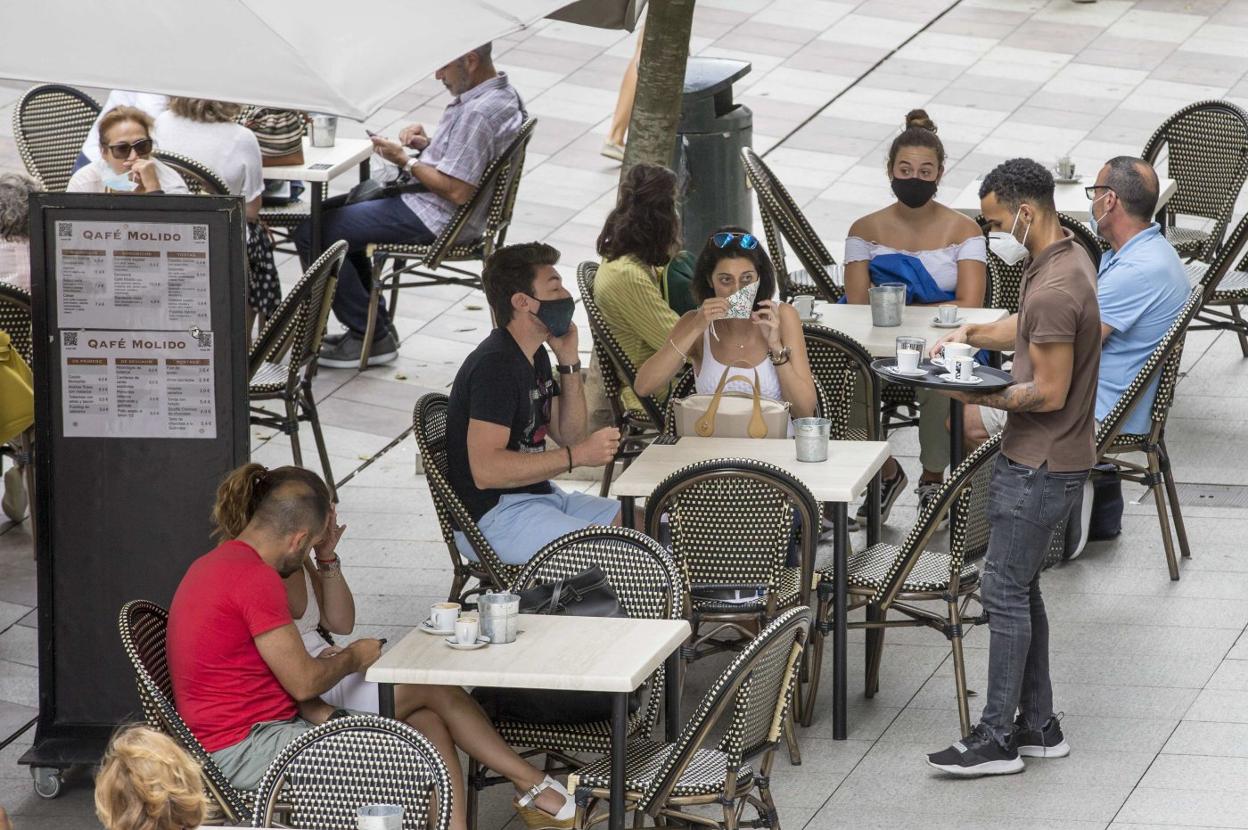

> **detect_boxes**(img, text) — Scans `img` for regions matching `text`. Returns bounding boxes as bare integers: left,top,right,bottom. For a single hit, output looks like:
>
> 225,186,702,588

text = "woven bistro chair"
1140,100,1248,260
1096,288,1204,581
463,527,686,829
13,84,101,192
412,393,521,603
250,715,454,830
0,284,35,531
153,150,230,196
569,606,811,830
644,458,819,667
578,261,668,496
248,241,345,500
1183,211,1248,356
804,434,1001,735
741,147,842,302
358,117,538,370
118,600,253,825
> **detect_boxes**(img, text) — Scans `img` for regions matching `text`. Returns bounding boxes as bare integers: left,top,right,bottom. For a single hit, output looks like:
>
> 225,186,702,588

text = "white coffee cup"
455,614,480,645
358,804,403,830
792,295,815,318
938,304,958,325
943,341,973,361
896,347,921,373
431,602,460,631
953,355,976,382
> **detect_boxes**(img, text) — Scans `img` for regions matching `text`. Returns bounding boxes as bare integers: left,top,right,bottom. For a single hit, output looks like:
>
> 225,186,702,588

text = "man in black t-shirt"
446,242,622,564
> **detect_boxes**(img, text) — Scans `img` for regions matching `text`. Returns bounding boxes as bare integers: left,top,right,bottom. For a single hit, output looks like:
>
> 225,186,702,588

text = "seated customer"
155,97,280,327
67,106,189,195
634,228,817,425
966,156,1187,442
75,90,168,172
594,163,683,411
305,42,525,368
843,109,986,521
0,173,38,292
448,243,622,565
94,724,208,830
168,463,573,830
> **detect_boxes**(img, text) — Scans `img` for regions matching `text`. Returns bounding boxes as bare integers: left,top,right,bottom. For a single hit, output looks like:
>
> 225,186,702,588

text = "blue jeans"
979,455,1088,741
294,195,434,341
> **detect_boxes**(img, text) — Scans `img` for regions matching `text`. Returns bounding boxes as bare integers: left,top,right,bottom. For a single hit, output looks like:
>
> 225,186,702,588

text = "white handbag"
673,364,790,439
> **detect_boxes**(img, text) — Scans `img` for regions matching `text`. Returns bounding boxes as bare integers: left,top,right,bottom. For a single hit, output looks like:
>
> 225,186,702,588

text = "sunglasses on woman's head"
105,138,154,160
711,231,759,250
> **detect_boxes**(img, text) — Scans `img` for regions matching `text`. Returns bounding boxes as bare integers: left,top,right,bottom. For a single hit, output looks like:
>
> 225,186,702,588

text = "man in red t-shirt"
168,468,382,790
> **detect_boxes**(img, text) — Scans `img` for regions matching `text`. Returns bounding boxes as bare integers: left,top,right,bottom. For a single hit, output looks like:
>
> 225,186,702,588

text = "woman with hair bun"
94,724,208,830
843,109,987,523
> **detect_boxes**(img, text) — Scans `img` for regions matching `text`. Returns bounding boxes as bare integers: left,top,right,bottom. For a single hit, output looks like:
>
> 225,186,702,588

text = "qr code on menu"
62,331,78,347
192,225,207,242
58,223,72,240
194,330,213,349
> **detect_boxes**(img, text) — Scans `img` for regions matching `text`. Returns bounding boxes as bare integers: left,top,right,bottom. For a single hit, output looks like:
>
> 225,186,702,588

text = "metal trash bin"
674,57,753,250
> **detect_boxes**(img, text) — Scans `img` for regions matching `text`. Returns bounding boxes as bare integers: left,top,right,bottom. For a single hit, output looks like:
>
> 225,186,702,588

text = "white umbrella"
0,0,575,120
549,0,646,30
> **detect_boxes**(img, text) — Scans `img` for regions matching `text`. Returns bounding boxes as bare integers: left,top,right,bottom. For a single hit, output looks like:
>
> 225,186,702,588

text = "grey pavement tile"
881,707,1179,755
1003,20,1104,52
1139,753,1248,793
316,396,413,438
1116,788,1248,829
1011,105,1107,131
0,659,36,708
1185,688,1248,724
0,624,36,668
808,806,1104,830
1164,721,1248,759
0,599,30,631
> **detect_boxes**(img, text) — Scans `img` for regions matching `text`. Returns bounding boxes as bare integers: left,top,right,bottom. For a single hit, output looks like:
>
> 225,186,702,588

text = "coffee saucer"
1053,176,1081,185
887,365,928,377
931,356,980,369
800,313,822,324
931,317,965,328
444,636,490,651
420,619,455,636
937,372,983,385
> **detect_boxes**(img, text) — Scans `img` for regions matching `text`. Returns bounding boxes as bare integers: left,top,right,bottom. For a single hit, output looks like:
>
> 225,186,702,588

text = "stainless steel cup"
794,417,831,463
869,284,905,326
310,113,337,147
478,592,520,644
358,804,403,830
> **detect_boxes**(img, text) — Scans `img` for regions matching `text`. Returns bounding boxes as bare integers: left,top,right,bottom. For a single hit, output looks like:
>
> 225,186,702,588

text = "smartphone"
365,129,379,138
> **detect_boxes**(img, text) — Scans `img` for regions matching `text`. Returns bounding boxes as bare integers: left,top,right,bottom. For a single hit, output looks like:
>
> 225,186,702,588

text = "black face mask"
891,176,938,209
530,295,575,337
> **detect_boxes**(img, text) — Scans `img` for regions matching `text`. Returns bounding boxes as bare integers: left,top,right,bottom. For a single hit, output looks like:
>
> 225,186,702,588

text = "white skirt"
301,630,381,713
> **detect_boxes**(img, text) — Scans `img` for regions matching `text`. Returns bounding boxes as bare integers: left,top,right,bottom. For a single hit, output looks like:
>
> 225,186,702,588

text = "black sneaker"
855,469,908,526
927,724,1025,777
318,331,398,369
1015,713,1069,758
915,480,948,528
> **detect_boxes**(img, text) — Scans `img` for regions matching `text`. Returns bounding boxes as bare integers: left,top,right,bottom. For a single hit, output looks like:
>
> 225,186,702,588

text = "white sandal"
514,775,575,828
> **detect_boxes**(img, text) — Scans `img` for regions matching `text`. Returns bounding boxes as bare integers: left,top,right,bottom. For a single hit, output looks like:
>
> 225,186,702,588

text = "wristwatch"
767,346,792,366
403,156,419,176
556,361,582,374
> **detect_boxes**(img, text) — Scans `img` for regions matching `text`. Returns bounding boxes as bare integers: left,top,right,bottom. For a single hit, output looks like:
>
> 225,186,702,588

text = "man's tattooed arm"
966,382,1048,412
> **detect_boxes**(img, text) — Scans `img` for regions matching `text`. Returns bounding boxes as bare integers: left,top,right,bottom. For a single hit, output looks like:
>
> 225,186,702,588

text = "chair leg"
864,603,885,699
1230,302,1248,357
783,708,801,766
466,758,481,830
301,384,337,501
800,589,828,728
599,455,616,499
284,399,304,466
1149,449,1181,581
360,271,383,372
1160,439,1191,560
948,598,972,738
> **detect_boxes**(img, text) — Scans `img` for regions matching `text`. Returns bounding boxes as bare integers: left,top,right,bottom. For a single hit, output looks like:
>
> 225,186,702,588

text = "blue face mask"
101,168,138,192
1088,192,1109,237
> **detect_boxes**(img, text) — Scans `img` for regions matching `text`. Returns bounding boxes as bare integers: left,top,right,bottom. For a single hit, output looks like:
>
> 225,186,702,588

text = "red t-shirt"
167,540,297,753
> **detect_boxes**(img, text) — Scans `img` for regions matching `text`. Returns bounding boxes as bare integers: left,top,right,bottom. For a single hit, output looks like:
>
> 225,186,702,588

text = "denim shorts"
454,485,621,565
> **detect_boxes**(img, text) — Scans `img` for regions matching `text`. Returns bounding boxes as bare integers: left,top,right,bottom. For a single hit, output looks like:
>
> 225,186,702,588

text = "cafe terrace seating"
13,84,100,192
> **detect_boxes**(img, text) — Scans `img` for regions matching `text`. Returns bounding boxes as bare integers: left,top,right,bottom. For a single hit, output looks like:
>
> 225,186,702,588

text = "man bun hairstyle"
211,462,331,542
887,108,945,171
978,157,1056,213
482,242,561,327
1104,156,1159,222
596,163,681,267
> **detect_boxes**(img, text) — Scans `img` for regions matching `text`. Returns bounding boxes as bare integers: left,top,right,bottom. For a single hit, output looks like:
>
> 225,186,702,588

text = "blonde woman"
94,724,208,830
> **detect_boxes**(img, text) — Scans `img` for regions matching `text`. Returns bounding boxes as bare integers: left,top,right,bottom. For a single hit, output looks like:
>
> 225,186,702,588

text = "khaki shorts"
211,709,368,791
979,407,1099,440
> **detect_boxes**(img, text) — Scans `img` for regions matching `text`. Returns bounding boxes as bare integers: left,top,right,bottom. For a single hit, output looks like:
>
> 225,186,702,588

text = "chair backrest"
643,458,819,603
978,213,1101,313
740,147,841,302
117,600,252,825
248,241,345,390
0,283,33,365
412,393,517,590
425,117,537,270
1141,100,1248,259
873,433,1004,608
633,606,811,815
1096,287,1203,450
250,715,453,830
1194,210,1248,299
1061,212,1105,270
13,84,101,192
153,150,231,196
577,261,667,427
801,324,877,441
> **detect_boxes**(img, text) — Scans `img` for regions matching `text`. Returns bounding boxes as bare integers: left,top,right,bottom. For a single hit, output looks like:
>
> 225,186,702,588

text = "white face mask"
987,209,1030,267
1088,192,1110,237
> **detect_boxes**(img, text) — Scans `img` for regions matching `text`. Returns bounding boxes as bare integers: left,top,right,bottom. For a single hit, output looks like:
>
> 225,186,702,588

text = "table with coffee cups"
368,612,689,830
258,136,375,257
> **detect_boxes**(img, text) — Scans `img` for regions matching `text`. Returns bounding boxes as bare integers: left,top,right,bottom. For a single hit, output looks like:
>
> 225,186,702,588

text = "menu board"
60,329,216,439
55,220,210,330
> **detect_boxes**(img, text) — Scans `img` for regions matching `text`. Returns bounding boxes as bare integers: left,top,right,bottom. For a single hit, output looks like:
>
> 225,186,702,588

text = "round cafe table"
870,358,1014,467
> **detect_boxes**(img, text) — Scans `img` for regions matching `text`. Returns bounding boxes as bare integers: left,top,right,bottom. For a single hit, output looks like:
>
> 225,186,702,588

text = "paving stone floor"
4,0,1248,827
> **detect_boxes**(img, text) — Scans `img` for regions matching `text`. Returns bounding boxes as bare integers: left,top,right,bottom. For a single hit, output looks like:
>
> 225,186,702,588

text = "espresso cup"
431,602,460,631
943,341,973,361
938,304,958,325
792,294,815,318
953,355,976,382
896,336,925,373
455,614,480,645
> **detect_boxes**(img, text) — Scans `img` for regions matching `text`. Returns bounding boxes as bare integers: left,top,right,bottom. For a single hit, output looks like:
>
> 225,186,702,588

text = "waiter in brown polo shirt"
927,158,1101,777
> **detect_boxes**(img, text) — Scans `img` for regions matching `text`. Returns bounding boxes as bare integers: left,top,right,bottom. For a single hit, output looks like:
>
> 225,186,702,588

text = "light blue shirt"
1096,223,1189,434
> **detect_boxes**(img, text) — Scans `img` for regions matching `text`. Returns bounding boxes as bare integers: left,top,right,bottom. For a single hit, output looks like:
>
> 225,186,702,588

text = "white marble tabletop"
807,302,1008,357
259,137,374,183
950,175,1177,222
366,614,690,693
611,436,890,504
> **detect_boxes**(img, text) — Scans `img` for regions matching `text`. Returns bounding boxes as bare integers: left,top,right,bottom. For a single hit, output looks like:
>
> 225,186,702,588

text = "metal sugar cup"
869,284,905,326
794,417,831,463
309,113,338,147
478,591,520,644
357,804,403,830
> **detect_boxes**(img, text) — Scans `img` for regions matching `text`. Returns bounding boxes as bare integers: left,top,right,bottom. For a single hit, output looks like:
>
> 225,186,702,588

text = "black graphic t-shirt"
447,328,558,520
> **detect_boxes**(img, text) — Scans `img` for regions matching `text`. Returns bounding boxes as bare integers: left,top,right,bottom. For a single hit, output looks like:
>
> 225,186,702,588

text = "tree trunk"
621,0,696,178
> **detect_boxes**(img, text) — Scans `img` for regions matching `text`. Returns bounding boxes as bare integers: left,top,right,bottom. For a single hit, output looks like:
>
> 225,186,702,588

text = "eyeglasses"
105,138,154,160
711,231,759,250
1084,185,1114,200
